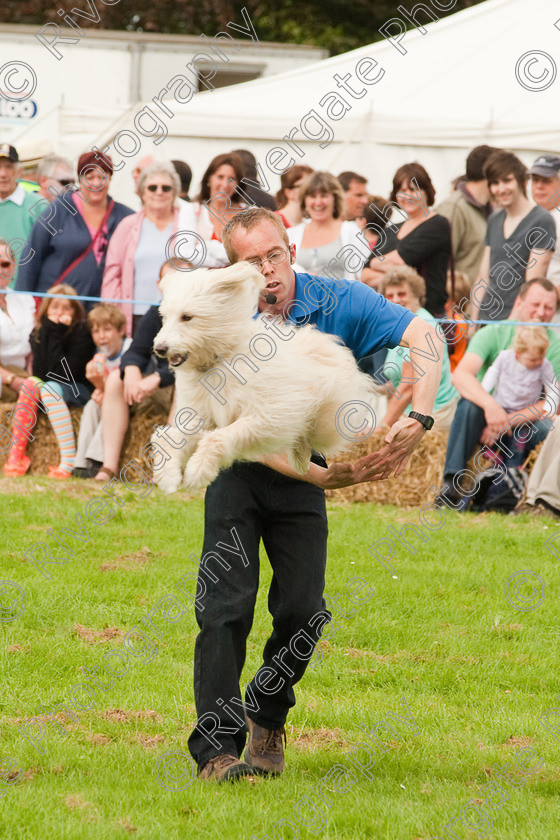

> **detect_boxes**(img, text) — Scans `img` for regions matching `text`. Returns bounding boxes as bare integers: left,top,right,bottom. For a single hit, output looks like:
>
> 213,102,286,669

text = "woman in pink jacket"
101,160,180,336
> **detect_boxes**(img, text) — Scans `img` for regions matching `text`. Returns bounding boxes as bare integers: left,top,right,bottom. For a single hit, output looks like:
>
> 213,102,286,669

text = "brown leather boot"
244,717,286,775
198,754,254,782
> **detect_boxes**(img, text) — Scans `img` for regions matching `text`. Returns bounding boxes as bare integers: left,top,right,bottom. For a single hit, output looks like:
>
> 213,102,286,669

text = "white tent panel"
91,0,560,206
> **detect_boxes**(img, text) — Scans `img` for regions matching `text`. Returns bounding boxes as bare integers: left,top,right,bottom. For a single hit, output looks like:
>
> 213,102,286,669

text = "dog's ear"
209,262,262,296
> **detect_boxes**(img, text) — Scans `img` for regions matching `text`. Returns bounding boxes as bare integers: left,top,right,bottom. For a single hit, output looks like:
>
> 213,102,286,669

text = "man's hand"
310,418,426,489
483,401,509,441
123,366,143,406
362,416,426,479
128,372,160,405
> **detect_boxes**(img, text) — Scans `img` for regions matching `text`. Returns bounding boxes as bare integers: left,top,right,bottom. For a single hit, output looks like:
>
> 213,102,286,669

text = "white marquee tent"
95,0,560,204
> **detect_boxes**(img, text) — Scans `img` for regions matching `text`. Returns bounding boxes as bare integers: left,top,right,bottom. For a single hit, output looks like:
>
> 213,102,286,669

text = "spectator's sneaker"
244,717,286,775
4,455,30,477
198,754,254,782
434,480,468,511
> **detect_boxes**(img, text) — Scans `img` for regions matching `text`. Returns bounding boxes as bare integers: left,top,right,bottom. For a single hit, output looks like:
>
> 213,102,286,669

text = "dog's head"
153,261,265,369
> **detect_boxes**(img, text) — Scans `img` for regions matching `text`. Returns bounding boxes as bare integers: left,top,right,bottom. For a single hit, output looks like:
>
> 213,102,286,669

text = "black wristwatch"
408,411,434,430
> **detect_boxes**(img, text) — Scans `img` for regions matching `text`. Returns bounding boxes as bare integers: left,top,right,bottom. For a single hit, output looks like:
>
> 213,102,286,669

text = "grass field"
1,476,559,839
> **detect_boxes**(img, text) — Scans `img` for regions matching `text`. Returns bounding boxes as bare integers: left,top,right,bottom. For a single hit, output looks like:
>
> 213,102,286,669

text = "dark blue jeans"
187,460,330,770
444,397,552,480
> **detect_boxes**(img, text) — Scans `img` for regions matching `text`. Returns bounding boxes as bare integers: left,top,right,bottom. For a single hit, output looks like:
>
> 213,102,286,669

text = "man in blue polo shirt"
187,208,441,781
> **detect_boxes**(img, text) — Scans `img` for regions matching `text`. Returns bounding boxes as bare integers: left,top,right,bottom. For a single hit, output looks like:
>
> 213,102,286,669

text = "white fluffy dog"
152,262,380,493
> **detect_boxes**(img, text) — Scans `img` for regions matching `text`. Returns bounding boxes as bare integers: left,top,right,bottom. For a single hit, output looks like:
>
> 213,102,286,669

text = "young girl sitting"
4,284,96,478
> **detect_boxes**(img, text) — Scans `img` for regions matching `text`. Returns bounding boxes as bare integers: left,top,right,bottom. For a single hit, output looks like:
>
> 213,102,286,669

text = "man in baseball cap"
0,144,18,164
531,154,560,290
0,143,43,282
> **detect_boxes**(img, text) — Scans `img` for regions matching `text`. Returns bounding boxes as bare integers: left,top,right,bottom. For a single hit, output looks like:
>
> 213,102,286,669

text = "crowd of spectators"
1,138,560,515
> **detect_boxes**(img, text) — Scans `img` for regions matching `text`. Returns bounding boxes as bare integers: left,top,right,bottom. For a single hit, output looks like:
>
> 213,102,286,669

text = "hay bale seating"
326,429,448,508
0,405,542,507
0,402,168,476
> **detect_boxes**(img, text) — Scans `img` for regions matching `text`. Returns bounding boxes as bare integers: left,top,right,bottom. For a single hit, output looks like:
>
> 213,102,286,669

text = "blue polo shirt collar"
287,271,322,322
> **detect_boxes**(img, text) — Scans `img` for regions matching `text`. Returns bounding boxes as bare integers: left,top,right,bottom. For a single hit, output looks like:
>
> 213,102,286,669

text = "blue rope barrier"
1,287,559,327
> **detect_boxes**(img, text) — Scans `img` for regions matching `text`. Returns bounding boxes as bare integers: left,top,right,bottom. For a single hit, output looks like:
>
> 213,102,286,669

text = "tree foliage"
5,0,485,55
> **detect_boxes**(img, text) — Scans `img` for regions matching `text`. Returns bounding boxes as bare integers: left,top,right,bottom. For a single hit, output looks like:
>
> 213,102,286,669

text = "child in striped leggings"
4,284,96,478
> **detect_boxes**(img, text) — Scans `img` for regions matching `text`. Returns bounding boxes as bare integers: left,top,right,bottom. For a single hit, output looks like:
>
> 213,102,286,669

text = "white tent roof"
97,0,560,204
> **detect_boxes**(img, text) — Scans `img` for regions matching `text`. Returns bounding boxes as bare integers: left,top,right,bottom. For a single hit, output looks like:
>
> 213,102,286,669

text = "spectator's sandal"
48,465,72,480
94,466,115,482
4,456,31,477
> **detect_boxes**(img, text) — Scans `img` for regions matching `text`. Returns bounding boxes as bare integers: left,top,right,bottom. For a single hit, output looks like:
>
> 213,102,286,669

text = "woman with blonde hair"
288,171,363,281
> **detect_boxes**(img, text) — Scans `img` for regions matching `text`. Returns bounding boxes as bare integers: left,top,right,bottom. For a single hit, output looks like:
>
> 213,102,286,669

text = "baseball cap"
0,144,18,163
530,155,560,177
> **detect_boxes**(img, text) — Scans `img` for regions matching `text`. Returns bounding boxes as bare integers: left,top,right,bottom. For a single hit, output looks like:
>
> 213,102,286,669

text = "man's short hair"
378,265,426,304
518,276,557,301
299,171,345,219
222,208,289,263
338,171,367,191
36,154,73,180
465,145,501,182
483,150,527,195
88,303,127,333
171,159,192,196
363,195,388,228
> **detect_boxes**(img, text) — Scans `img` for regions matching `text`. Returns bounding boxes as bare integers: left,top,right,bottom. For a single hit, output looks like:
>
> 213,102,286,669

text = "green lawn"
1,477,559,839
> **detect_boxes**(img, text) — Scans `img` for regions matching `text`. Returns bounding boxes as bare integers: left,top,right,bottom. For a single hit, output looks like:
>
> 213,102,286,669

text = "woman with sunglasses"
102,161,181,336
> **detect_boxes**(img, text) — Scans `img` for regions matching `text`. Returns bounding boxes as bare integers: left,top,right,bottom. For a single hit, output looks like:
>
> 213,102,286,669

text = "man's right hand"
123,366,143,406
483,400,509,441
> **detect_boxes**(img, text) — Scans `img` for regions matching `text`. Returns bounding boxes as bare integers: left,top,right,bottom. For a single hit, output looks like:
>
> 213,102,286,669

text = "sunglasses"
57,178,75,187
146,184,173,193
0,261,12,269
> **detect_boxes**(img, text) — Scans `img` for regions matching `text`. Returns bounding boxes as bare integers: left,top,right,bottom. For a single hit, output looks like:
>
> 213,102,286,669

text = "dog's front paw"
183,451,219,492
154,467,183,495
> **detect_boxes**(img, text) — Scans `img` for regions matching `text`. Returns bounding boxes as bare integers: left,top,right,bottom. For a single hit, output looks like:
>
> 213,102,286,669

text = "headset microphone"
259,289,278,305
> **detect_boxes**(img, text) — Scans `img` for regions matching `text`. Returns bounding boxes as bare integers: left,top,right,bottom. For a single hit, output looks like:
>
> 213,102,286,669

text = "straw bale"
0,402,168,475
326,429,448,508
0,400,546,505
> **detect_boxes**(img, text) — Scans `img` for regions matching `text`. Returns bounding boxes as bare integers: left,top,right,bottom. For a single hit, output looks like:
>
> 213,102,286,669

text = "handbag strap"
58,199,114,285
448,225,456,302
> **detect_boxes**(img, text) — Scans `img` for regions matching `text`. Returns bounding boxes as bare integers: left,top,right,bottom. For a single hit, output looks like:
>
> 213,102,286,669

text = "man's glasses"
146,184,173,193
57,178,75,187
0,261,12,269
246,249,289,271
